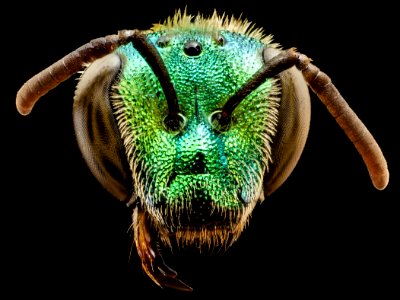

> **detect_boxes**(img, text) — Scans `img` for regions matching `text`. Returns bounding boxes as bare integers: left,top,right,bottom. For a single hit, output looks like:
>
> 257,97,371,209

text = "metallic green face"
112,22,280,246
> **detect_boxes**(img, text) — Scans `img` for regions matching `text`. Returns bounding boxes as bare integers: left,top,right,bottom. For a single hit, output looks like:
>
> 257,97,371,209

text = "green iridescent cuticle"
114,29,279,211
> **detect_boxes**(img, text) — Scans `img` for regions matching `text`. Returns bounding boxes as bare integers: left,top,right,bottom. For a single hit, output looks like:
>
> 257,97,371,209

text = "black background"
8,0,398,298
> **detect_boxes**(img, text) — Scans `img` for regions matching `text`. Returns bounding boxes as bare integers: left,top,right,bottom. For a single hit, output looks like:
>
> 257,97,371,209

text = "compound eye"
184,41,202,56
